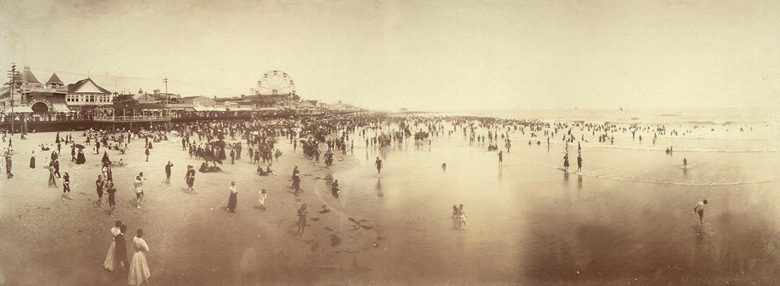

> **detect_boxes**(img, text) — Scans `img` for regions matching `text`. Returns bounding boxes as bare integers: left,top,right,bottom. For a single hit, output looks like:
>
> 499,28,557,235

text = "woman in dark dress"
226,181,237,213
115,224,128,272
76,149,86,164
185,165,196,193
29,150,35,168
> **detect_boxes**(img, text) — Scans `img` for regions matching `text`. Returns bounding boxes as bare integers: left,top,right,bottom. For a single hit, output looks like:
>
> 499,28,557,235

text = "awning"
194,106,220,111
257,107,280,111
169,107,196,111
4,106,34,113
52,103,71,112
227,107,253,111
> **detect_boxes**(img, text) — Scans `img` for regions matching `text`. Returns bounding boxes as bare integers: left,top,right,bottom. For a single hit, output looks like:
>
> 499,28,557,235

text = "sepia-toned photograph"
1,0,779,285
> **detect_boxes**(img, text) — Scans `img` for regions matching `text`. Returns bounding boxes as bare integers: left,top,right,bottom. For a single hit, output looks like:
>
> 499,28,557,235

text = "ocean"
317,108,780,284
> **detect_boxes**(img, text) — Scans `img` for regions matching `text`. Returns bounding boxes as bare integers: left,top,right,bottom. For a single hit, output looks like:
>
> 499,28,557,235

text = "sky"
1,0,779,111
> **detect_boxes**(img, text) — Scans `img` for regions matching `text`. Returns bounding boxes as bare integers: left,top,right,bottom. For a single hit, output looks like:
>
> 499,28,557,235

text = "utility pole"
7,64,16,136
164,77,169,104
163,77,169,133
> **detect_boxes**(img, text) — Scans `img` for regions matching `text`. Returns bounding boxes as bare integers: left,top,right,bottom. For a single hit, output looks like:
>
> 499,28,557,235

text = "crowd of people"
0,110,728,284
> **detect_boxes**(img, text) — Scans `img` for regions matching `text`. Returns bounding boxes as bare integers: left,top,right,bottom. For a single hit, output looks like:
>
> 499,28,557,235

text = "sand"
0,131,381,285
2,119,780,285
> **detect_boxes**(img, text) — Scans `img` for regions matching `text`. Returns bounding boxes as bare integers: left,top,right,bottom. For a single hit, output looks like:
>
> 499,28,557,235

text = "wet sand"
1,122,780,285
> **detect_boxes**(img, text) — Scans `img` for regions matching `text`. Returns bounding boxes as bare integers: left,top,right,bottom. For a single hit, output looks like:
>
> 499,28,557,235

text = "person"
62,172,71,200
292,173,301,195
48,165,57,187
258,189,267,211
107,180,117,217
102,151,111,166
442,163,446,171
563,153,570,171
164,161,173,184
103,220,122,271
134,174,144,208
457,204,467,230
577,154,582,172
95,175,104,208
71,144,76,162
694,199,708,226
5,153,12,179
144,147,150,162
290,165,299,188
683,158,688,168
296,204,308,237
375,157,383,176
451,205,459,229
115,224,128,274
29,150,35,168
76,148,86,164
331,179,340,198
185,165,196,193
52,158,60,178
230,148,235,164
226,181,238,214
128,229,151,286
498,151,503,167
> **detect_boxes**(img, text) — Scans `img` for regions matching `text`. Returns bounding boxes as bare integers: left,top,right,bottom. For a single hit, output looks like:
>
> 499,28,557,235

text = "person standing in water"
498,151,503,168
296,204,308,237
683,158,688,168
164,161,173,184
563,153,570,171
375,157,383,176
694,199,708,226
457,204,467,230
577,154,582,172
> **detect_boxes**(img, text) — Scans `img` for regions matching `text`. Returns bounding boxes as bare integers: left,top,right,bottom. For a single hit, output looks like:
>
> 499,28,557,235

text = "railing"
93,115,171,122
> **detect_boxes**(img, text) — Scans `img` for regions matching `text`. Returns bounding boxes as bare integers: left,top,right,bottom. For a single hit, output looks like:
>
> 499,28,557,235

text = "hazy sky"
1,0,779,111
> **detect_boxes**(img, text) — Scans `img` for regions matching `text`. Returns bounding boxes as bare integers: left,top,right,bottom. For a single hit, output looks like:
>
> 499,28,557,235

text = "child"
62,172,71,200
258,189,267,211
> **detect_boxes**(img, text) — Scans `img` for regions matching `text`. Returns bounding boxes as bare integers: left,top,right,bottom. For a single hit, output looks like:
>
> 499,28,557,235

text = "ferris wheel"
257,70,295,96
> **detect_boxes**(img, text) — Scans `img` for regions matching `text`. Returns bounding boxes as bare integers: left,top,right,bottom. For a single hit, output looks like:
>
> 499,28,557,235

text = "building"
4,67,71,114
65,78,114,111
179,96,216,107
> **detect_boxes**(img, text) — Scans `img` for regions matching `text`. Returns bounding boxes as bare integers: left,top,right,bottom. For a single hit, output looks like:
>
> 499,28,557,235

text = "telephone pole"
7,64,16,136
163,77,169,133
163,77,169,104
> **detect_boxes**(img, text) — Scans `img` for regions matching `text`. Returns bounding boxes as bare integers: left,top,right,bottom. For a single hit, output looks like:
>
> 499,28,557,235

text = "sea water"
318,108,780,284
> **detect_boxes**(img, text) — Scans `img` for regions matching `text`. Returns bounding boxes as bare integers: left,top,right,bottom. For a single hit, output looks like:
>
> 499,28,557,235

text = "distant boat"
620,107,623,111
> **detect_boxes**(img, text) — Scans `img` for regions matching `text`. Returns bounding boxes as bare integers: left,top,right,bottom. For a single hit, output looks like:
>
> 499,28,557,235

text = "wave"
541,141,780,154
513,157,780,187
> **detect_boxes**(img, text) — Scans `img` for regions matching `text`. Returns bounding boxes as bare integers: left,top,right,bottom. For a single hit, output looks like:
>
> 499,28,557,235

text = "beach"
1,114,780,285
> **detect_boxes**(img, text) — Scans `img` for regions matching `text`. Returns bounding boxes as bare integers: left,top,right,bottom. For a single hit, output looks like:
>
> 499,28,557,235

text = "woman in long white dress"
103,220,122,271
128,229,151,286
